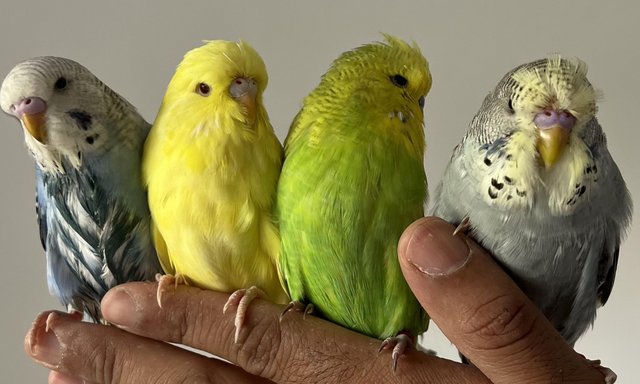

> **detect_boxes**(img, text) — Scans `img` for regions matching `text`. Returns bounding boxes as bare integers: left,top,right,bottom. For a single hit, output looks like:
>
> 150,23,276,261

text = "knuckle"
460,293,538,352
235,313,285,379
301,336,357,383
56,321,128,384
275,329,366,383
85,335,118,383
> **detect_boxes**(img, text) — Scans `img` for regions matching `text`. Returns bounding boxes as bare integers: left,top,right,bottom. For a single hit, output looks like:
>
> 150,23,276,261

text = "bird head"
160,40,268,136
497,57,598,170
0,57,140,170
306,34,431,156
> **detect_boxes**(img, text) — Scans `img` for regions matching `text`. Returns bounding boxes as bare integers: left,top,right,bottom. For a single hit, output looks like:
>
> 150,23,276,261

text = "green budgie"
277,35,432,370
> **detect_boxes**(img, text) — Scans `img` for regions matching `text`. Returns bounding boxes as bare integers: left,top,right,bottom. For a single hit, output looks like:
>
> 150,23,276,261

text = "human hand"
25,217,606,383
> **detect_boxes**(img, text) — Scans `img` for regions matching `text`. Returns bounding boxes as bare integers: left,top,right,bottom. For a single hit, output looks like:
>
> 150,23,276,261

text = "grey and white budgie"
0,57,162,322
431,57,632,383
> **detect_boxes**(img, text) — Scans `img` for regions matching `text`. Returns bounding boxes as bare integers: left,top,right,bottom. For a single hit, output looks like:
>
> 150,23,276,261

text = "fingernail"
26,312,62,367
402,218,471,277
102,287,137,327
50,371,84,384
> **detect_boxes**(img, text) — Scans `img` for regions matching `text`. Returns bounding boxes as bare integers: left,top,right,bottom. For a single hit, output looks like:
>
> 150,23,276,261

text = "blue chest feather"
36,161,160,322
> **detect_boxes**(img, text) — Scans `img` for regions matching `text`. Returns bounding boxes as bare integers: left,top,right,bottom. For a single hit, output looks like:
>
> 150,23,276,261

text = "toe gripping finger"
155,273,186,308
279,301,314,322
378,333,415,372
223,286,267,343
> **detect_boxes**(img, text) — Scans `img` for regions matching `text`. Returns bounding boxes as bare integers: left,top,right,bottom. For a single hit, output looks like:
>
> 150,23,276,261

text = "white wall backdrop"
0,1,638,382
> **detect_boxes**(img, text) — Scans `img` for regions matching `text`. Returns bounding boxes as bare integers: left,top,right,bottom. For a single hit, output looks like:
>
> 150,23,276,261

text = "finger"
398,217,605,384
101,283,490,383
26,310,271,384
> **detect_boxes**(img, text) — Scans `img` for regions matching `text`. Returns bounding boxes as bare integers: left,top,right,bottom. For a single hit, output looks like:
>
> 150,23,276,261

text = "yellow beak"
537,125,570,169
21,112,47,143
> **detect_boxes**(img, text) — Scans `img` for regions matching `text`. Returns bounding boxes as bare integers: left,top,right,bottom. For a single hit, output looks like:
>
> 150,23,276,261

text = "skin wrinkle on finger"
103,283,492,384
459,294,538,353
134,285,292,382
28,311,270,384
28,219,602,384
234,306,284,379
401,226,547,359
111,284,350,382
398,218,606,384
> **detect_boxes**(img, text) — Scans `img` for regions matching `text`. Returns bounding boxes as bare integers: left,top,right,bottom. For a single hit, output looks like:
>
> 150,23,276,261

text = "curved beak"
230,77,258,126
534,109,576,169
23,113,47,143
10,97,47,143
536,125,570,169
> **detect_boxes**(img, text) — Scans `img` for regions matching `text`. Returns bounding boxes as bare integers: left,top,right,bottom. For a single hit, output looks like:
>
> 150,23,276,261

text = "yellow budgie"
143,40,288,341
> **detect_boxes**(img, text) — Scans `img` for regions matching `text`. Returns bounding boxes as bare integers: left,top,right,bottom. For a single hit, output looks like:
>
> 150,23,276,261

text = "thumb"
398,217,605,384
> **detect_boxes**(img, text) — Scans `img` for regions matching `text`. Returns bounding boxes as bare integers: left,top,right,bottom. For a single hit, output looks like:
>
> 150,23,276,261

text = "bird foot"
45,311,83,333
452,216,471,237
155,273,186,308
279,300,314,322
378,333,414,372
223,286,266,343
587,358,617,384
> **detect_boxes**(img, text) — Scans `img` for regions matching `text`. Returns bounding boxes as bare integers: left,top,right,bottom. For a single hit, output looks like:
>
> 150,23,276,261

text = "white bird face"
1,57,122,171
499,57,598,169
470,57,603,216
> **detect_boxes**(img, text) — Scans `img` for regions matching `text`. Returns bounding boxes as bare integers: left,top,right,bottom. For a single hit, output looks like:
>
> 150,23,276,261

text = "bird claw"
587,358,617,383
155,273,186,308
45,310,83,333
279,301,314,322
378,333,414,372
452,216,471,237
44,312,56,333
223,286,266,343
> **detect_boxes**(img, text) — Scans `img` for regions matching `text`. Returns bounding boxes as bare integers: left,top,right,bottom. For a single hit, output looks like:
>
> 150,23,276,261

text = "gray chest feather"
431,138,629,345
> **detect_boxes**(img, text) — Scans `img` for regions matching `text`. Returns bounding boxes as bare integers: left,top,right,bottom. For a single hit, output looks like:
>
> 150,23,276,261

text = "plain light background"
0,1,638,382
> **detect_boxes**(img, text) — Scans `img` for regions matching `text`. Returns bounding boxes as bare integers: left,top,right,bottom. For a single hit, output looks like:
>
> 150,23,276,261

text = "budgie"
431,57,632,383
143,40,288,341
0,57,162,322
276,35,432,369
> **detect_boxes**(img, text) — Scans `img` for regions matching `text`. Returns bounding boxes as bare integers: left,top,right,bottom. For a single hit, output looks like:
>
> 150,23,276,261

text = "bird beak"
10,97,47,143
230,77,258,126
22,113,47,143
534,109,576,169
536,125,570,169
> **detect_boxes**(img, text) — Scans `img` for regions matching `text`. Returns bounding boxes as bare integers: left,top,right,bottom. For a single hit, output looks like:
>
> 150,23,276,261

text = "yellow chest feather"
144,121,286,303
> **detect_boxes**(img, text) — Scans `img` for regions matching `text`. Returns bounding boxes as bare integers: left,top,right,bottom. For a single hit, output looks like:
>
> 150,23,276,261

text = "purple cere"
534,109,576,130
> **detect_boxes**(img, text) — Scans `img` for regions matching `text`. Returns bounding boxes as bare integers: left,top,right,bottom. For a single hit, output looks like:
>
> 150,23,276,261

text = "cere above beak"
10,97,47,143
534,109,576,169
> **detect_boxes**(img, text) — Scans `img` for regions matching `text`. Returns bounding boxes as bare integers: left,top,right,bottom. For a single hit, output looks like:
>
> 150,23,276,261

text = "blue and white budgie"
0,57,162,322
431,57,632,382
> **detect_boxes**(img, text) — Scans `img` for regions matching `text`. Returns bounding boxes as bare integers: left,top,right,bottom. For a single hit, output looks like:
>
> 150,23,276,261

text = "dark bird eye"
54,77,68,90
196,82,211,96
390,74,408,88
507,98,514,112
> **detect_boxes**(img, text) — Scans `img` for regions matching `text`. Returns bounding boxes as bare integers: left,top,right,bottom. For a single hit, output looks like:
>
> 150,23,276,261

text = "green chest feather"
278,140,428,339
